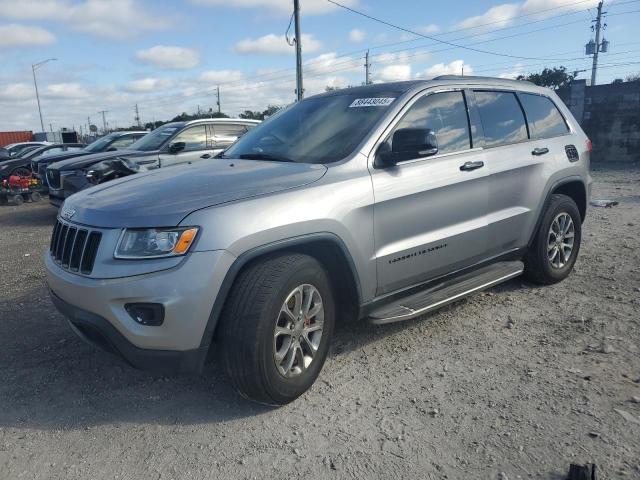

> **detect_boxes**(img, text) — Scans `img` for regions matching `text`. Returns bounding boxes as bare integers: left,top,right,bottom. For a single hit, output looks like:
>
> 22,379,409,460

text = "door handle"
531,147,549,156
459,160,484,171
200,153,212,159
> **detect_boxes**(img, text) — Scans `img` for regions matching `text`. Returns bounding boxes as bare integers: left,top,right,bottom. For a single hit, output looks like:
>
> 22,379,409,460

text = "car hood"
48,149,146,171
63,159,328,228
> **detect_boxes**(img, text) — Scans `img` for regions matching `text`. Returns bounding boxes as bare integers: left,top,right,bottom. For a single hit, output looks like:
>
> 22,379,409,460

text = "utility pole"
590,1,607,86
31,58,57,133
98,110,108,134
134,104,141,127
364,50,372,85
216,85,221,114
293,0,304,101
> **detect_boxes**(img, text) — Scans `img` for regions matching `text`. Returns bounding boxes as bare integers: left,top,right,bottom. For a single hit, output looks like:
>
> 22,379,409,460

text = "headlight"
114,227,199,259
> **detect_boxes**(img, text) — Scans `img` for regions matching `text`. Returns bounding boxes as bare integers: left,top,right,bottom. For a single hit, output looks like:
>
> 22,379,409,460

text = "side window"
171,126,208,151
474,91,528,147
109,136,136,150
213,124,248,144
41,147,64,157
388,91,470,155
519,93,569,139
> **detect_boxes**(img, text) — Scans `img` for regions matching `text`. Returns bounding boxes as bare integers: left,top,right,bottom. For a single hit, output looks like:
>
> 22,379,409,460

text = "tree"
517,66,578,89
239,105,282,120
625,73,640,82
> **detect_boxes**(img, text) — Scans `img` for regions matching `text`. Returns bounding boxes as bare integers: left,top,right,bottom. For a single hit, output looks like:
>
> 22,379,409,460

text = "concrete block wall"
557,80,640,163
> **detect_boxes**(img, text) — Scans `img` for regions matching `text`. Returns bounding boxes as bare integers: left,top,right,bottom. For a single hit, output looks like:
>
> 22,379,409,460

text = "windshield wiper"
238,153,296,163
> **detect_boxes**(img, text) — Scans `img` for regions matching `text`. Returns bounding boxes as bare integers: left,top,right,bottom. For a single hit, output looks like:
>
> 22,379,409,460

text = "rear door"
370,89,490,295
473,90,571,254
158,124,215,168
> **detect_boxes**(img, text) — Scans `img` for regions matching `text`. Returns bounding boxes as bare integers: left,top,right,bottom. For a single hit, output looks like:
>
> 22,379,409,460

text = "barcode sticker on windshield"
349,97,395,108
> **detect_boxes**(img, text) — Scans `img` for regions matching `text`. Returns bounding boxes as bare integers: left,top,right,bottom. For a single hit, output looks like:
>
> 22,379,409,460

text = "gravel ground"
1,165,639,480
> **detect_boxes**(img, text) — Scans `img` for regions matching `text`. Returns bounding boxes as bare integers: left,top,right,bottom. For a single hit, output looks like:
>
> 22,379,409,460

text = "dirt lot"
1,166,639,480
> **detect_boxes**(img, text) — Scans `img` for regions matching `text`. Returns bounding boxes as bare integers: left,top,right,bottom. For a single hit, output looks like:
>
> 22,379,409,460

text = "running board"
368,261,524,325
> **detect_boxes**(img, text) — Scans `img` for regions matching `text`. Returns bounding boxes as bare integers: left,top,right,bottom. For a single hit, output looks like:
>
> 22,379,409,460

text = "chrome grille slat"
50,219,101,275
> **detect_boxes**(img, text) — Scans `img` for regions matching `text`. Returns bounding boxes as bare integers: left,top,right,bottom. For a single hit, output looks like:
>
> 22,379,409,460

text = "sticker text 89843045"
349,98,395,108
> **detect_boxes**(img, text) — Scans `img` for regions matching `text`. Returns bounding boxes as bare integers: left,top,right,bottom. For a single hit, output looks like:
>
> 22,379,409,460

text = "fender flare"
528,175,586,247
197,232,363,356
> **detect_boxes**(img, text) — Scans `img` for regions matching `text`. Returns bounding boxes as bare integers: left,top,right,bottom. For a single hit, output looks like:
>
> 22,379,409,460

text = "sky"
0,0,638,133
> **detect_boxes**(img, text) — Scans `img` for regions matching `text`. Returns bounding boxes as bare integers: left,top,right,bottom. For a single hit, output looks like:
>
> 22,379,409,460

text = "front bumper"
46,249,236,373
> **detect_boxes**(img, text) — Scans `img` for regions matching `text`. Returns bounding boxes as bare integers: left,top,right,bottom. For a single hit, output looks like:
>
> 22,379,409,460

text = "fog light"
125,303,165,326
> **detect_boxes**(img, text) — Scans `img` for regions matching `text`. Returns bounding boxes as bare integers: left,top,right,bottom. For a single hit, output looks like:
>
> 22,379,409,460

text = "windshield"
129,124,181,152
84,133,119,153
222,91,401,164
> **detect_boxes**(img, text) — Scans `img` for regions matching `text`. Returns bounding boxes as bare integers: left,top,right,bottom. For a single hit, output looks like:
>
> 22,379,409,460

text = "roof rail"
432,74,534,86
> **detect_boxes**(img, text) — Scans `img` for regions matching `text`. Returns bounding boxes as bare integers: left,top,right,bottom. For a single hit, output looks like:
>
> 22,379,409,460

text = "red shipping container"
0,131,33,148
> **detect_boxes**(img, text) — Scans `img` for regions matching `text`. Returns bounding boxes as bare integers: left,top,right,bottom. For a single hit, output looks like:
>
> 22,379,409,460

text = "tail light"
586,138,593,152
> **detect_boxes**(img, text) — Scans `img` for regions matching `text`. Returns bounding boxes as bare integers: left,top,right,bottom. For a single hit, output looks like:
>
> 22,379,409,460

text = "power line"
326,0,601,61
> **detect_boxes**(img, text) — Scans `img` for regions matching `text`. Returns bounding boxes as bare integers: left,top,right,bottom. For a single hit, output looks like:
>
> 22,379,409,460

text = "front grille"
47,169,61,189
50,219,102,275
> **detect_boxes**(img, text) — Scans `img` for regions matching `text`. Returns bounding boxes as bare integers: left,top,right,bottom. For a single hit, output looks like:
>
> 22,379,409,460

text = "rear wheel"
10,194,24,206
524,194,582,284
221,253,335,405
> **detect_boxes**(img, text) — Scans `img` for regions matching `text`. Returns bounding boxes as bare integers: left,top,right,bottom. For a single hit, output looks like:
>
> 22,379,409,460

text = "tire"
221,253,335,406
30,192,41,202
10,194,24,206
524,194,582,284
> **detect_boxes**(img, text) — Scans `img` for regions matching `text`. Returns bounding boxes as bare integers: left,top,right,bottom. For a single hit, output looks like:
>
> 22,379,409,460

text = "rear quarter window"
518,93,569,139
474,91,528,147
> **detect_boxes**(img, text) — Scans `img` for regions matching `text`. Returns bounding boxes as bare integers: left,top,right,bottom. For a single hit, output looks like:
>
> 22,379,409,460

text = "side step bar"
368,261,524,325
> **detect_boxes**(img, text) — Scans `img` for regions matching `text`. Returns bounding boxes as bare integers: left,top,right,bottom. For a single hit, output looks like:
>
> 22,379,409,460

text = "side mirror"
168,141,186,154
375,128,438,168
106,146,117,152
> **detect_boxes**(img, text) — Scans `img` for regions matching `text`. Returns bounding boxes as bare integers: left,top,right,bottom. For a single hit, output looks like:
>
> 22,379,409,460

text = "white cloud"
0,24,55,48
377,64,412,82
136,46,200,70
0,0,168,38
44,82,90,99
304,52,362,75
125,78,173,93
0,83,33,101
198,70,245,83
420,60,473,79
456,0,599,30
349,28,365,42
188,0,358,16
499,63,526,79
234,33,322,55
419,23,440,34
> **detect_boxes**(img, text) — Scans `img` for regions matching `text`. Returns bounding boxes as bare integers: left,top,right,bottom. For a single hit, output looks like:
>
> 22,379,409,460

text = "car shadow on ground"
0,278,532,431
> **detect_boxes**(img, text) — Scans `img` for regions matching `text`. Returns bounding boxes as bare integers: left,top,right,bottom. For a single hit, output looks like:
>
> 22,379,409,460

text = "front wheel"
220,253,335,405
524,194,582,284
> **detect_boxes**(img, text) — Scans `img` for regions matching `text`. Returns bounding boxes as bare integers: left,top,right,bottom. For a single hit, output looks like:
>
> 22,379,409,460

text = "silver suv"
46,77,591,405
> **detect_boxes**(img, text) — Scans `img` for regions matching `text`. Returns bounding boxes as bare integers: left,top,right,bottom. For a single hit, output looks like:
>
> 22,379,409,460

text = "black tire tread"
221,253,314,405
524,194,581,285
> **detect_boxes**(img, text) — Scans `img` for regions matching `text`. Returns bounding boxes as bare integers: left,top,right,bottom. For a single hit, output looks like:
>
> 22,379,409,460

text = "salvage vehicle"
3,141,51,157
46,119,259,207
46,77,591,405
0,143,86,180
32,131,147,187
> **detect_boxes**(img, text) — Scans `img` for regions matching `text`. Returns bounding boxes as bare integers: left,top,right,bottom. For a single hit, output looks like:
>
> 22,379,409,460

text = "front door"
158,124,216,168
370,90,490,295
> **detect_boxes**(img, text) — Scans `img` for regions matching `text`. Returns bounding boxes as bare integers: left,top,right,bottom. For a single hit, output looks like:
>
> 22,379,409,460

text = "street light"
32,58,57,133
